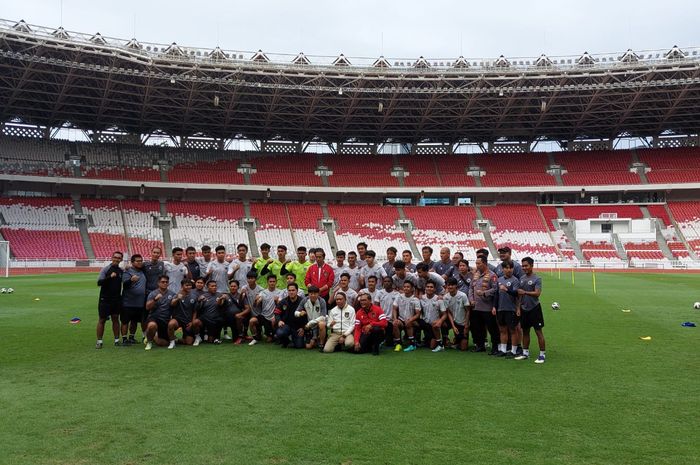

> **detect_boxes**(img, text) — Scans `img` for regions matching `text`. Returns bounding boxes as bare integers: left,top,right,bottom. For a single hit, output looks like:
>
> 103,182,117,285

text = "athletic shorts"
497,311,520,329
453,324,467,343
176,318,195,337
147,317,169,339
120,306,143,324
98,299,121,319
521,304,545,330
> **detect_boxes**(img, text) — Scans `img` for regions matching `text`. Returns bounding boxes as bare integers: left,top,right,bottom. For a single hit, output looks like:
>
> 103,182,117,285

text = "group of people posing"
95,242,547,363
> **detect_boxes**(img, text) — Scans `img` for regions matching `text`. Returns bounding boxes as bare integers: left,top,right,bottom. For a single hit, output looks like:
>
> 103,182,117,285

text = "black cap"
498,246,511,253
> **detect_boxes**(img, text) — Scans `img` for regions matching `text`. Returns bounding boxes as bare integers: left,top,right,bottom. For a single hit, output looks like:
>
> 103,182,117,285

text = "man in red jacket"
304,248,334,303
354,293,388,355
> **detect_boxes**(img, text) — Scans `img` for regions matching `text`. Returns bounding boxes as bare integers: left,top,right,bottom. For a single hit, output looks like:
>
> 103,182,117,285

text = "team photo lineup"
97,241,547,362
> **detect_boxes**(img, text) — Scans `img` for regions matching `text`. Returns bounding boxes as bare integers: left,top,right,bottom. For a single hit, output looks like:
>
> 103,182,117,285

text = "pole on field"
571,268,575,286
592,268,597,294
558,264,561,280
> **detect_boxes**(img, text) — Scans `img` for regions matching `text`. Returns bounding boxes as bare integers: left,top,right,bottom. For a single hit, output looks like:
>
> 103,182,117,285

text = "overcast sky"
3,1,699,60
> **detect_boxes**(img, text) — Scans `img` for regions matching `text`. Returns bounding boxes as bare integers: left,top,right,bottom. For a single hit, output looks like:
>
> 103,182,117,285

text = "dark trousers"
276,325,305,348
470,311,499,348
359,327,385,354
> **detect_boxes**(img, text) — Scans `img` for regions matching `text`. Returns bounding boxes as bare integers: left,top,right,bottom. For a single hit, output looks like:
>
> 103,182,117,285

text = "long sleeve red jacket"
354,304,388,344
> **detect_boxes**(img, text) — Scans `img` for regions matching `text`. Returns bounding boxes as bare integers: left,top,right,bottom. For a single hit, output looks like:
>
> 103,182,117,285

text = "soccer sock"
394,339,401,344
122,336,127,342
114,338,119,343
523,349,530,356
511,346,518,354
408,336,415,346
97,339,103,344
540,351,546,357
498,343,506,352
437,339,443,346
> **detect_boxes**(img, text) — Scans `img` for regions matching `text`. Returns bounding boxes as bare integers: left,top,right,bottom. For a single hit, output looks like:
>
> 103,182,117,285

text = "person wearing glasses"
120,254,147,345
96,251,124,349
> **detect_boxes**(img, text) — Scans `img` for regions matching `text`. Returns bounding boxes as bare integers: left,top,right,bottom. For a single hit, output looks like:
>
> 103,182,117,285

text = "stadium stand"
668,201,700,254
480,204,559,261
637,147,700,184
324,154,397,187
250,154,321,187
556,150,640,185
168,201,248,251
476,153,556,187
329,204,409,256
403,206,485,259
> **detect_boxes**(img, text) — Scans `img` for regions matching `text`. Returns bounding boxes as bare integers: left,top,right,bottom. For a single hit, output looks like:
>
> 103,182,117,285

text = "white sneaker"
223,333,232,340
431,345,445,352
248,339,258,346
168,340,176,350
193,335,202,347
145,341,153,351
535,355,546,364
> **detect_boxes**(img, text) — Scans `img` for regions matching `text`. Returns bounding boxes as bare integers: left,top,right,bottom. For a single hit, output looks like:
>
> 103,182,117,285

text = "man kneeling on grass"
145,275,177,351
198,280,228,344
353,293,387,355
323,292,356,353
170,279,203,347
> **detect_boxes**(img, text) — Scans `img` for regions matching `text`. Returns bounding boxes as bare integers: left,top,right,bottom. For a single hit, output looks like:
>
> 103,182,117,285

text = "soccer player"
170,279,203,346
420,280,446,352
304,285,328,350
359,275,379,302
356,242,368,268
442,277,471,351
250,275,282,345
96,251,124,349
392,260,419,292
469,256,499,354
239,271,261,341
515,257,546,363
120,253,146,345
359,250,387,289
353,293,388,355
331,250,348,288
345,252,362,291
197,245,213,278
165,247,190,294
496,246,524,279
401,250,417,273
323,291,356,353
143,247,165,294
493,261,521,357
304,248,334,304
254,243,273,287
454,259,473,294
434,247,455,281
144,275,176,351
286,246,312,292
392,281,422,352
197,280,227,344
270,245,291,290
274,283,307,348
184,246,201,281
416,263,445,295
222,279,245,344
383,246,398,279
331,272,358,308
206,246,230,299
375,275,399,345
228,243,253,284
420,246,436,270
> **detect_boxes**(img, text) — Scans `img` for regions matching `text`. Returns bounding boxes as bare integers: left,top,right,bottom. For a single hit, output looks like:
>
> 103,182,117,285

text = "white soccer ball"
6,288,13,294
694,302,700,310
551,302,560,310
0,288,6,294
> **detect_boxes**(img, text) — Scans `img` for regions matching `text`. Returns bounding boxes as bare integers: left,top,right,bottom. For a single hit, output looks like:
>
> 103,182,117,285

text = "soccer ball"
694,302,700,309
551,302,560,310
6,288,13,294
0,288,6,294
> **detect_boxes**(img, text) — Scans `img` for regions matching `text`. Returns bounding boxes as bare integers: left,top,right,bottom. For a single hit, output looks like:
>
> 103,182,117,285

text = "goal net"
0,241,9,278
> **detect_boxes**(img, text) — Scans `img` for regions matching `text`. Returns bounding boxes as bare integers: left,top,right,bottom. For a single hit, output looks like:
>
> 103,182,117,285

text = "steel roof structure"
1,19,700,144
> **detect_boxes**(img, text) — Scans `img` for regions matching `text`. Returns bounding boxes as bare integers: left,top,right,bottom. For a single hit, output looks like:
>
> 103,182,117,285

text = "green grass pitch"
1,271,699,465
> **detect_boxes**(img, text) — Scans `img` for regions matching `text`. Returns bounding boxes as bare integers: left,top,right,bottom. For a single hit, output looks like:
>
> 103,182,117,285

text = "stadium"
1,11,699,465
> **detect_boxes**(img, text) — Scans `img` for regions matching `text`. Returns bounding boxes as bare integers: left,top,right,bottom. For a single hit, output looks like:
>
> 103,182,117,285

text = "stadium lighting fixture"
498,89,504,97
541,99,547,112
378,101,384,113
338,88,343,95
170,77,176,84
213,94,220,107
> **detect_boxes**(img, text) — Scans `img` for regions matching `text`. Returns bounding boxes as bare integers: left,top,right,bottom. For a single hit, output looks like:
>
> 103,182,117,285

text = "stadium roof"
1,19,700,144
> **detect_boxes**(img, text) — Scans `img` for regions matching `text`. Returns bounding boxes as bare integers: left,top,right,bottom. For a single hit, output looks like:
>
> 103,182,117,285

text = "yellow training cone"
33,298,40,301
639,336,652,341
621,309,631,313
